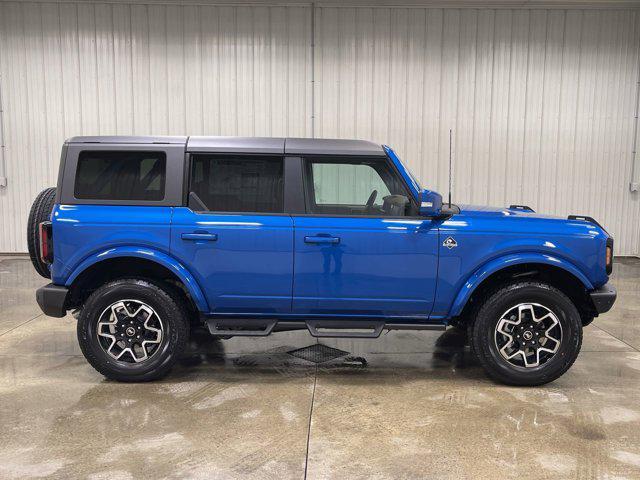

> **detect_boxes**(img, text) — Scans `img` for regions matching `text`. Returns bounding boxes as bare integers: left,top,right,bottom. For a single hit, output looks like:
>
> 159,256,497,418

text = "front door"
171,154,293,315
292,156,439,318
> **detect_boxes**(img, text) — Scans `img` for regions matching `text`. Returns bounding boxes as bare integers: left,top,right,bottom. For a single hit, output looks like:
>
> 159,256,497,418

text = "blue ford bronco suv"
29,136,616,385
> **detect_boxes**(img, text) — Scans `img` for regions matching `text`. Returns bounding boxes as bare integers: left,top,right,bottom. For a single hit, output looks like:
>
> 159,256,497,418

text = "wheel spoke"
524,349,540,368
111,302,127,319
535,312,553,323
541,334,561,352
113,346,132,361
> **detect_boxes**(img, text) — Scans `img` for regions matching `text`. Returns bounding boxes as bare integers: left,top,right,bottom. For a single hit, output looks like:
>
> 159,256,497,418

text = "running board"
306,319,384,338
205,318,445,338
206,318,277,336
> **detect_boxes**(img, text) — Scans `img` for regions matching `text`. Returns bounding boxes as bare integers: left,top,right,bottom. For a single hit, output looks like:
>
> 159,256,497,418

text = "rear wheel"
470,281,582,386
27,187,56,278
77,278,189,382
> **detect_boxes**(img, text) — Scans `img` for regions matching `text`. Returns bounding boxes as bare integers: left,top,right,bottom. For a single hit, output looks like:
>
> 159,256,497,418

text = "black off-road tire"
27,187,56,278
469,281,582,386
77,278,189,382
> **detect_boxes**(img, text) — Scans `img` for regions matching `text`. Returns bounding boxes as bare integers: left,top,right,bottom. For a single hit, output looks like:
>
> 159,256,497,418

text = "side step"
205,318,445,338
306,319,384,338
207,318,277,336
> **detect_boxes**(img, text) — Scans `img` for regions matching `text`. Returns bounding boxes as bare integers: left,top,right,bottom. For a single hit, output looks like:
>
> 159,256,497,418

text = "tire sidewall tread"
470,281,583,386
77,278,189,382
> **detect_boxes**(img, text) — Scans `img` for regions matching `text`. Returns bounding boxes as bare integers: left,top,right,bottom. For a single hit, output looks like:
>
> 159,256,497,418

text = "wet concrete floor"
1,256,640,479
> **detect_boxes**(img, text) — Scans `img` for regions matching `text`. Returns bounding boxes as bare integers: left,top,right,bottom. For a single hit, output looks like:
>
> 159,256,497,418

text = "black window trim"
59,143,185,207
283,156,306,214
299,154,420,219
186,152,289,216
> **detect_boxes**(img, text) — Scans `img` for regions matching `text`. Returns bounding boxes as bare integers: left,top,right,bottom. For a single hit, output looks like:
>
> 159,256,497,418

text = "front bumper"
589,283,617,314
36,283,69,318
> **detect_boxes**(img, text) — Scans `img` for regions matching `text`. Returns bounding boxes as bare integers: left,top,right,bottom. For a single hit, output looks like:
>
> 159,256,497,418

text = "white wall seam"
0,69,6,189
631,11,640,191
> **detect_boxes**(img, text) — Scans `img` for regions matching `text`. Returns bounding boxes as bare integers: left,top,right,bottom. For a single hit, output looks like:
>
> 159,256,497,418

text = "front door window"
304,158,412,217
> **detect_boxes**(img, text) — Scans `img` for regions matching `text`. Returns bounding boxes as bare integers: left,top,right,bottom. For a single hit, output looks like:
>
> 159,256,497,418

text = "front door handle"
181,232,218,241
304,235,340,245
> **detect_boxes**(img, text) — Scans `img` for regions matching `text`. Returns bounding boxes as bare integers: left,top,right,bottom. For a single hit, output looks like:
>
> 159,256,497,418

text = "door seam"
290,214,296,313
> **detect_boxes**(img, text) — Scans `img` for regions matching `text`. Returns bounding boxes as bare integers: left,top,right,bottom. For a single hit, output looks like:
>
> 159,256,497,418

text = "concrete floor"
1,257,640,479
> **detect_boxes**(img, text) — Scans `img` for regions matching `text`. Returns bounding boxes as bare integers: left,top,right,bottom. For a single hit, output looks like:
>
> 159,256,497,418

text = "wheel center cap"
523,330,533,341
125,326,136,337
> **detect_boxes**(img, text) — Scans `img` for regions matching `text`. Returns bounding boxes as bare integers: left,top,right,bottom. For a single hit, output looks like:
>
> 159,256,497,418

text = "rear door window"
189,155,284,213
74,151,166,201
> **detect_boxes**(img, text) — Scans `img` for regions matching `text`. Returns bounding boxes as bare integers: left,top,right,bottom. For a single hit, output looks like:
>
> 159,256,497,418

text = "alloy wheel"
494,303,563,368
96,299,164,363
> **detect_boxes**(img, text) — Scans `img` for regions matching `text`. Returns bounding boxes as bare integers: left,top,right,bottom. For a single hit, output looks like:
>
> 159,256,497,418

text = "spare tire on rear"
27,187,56,279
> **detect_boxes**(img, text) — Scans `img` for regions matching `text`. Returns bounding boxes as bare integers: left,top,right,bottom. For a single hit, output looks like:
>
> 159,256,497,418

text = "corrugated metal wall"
314,7,640,255
0,1,312,253
1,2,639,254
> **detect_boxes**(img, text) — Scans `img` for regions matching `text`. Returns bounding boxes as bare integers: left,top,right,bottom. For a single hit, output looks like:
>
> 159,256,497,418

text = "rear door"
171,154,293,314
292,156,439,318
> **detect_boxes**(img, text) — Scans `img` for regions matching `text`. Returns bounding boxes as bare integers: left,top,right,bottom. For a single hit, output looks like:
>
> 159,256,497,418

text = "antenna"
448,129,453,208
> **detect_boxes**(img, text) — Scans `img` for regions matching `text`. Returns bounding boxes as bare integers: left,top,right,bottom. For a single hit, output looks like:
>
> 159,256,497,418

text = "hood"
457,204,562,220
454,203,609,238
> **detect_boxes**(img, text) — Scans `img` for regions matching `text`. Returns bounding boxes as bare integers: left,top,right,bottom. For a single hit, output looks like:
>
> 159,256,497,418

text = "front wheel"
77,279,189,382
470,281,582,386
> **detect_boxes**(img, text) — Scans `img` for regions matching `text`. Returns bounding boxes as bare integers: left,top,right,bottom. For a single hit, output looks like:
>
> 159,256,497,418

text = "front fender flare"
449,253,594,318
65,246,209,312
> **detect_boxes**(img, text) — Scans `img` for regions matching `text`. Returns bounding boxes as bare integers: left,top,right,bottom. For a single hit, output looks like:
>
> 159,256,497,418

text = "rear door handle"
181,232,218,241
304,235,340,244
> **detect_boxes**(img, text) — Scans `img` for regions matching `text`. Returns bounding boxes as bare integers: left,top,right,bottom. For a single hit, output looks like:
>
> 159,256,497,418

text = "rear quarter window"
74,151,166,201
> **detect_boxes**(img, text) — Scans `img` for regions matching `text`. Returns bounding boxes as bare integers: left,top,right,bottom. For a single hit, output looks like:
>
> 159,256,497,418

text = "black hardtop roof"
66,136,386,157
66,136,188,145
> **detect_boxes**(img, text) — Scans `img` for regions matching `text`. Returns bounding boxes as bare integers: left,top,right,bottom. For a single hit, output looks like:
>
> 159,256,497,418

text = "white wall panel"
314,7,640,255
0,1,311,252
0,2,639,256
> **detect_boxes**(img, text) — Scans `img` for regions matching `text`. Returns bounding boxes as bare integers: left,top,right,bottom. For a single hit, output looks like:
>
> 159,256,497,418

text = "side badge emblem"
443,236,458,249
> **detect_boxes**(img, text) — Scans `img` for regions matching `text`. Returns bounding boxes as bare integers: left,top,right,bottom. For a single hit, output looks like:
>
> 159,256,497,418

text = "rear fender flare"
449,253,593,318
65,246,209,312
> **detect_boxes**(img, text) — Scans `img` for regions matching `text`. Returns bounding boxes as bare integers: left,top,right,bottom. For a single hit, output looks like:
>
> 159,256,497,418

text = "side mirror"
419,189,442,217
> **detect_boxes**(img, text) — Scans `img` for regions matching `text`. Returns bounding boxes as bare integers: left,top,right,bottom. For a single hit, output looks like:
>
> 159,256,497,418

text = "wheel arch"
450,254,595,324
65,247,209,313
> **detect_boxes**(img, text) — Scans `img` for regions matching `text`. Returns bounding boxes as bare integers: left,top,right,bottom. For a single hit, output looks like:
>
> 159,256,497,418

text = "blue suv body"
30,136,616,385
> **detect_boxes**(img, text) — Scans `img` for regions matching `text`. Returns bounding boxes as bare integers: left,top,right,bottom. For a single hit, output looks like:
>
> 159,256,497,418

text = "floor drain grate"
288,344,349,364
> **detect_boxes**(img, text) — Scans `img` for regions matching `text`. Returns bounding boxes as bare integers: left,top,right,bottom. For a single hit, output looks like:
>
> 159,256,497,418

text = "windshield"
383,146,422,192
